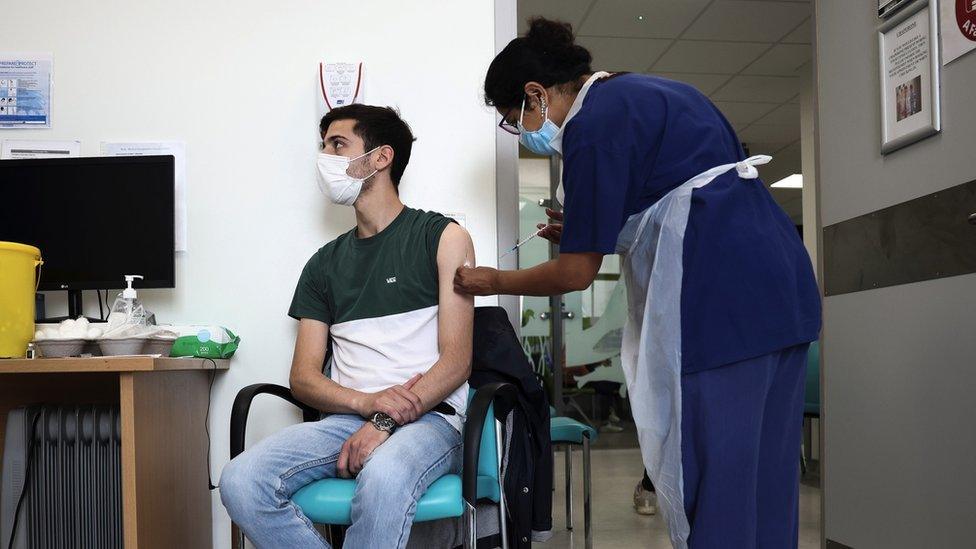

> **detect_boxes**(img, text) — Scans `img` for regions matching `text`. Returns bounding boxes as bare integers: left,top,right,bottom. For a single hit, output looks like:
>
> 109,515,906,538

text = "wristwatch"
370,412,398,434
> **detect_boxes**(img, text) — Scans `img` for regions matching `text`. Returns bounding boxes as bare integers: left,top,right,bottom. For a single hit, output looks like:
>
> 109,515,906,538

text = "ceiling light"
637,15,645,21
770,174,803,189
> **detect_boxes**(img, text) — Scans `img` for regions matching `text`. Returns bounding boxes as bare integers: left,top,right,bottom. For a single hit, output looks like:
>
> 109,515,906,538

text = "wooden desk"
0,356,229,549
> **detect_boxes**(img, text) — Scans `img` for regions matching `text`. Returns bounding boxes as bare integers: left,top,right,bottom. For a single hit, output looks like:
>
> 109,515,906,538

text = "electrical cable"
7,410,41,549
205,358,218,490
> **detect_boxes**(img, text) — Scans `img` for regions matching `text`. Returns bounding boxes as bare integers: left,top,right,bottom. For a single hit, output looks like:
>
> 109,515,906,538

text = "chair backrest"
467,388,500,481
804,341,820,415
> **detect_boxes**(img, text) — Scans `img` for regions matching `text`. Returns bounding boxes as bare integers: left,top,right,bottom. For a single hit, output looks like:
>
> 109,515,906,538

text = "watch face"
372,414,396,431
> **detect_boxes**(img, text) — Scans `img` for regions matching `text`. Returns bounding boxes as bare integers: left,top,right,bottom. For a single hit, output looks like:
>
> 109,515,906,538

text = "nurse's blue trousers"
681,343,809,549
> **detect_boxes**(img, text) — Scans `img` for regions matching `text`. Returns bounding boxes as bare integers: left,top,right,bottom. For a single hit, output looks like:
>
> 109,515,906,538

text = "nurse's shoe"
633,482,657,515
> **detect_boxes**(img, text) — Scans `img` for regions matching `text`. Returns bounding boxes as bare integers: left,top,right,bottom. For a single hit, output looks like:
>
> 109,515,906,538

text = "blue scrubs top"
558,73,821,373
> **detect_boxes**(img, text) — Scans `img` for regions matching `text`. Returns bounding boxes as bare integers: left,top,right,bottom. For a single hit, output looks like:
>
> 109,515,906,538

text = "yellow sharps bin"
0,241,43,358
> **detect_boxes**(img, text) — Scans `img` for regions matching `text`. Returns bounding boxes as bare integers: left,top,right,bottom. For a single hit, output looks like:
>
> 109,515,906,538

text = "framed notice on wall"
879,0,941,154
880,0,915,17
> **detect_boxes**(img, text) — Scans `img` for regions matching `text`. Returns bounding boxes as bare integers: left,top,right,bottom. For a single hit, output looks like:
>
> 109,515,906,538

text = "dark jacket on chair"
470,307,553,548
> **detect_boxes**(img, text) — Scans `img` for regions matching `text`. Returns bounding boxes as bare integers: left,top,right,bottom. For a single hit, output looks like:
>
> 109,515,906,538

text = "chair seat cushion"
293,474,464,525
550,416,598,444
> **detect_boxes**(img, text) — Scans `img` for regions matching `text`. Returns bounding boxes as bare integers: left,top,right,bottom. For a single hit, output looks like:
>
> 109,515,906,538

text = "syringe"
499,229,543,258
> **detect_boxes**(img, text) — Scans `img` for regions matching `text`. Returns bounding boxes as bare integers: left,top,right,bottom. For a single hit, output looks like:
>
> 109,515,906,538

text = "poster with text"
879,3,941,154
941,0,976,64
0,53,52,129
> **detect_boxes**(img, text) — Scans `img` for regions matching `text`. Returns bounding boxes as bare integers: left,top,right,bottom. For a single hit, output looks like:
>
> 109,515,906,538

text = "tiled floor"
545,448,821,548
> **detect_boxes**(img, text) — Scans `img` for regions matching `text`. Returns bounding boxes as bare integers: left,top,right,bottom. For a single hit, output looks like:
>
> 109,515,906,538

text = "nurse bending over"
454,17,821,549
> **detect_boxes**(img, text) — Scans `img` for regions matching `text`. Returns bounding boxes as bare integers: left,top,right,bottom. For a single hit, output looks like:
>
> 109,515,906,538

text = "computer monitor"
0,155,175,318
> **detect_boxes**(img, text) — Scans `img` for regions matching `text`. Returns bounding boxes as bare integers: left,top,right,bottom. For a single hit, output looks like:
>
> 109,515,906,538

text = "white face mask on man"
316,147,379,205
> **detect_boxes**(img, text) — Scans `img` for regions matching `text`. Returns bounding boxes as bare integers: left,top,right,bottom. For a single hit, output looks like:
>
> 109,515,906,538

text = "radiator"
1,405,122,549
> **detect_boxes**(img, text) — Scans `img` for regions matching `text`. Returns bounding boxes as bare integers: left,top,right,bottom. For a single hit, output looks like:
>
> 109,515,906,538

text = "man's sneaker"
633,482,657,515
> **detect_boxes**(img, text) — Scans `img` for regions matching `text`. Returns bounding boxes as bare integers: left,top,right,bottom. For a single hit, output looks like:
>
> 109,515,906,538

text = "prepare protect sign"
942,0,976,64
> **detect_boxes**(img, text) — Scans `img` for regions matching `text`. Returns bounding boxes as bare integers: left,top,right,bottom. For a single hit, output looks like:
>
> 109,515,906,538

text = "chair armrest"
230,383,320,459
462,382,518,506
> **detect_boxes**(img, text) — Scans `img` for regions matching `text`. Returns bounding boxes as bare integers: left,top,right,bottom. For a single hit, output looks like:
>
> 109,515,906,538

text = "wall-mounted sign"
319,62,364,111
879,0,942,154
0,53,52,129
941,0,976,64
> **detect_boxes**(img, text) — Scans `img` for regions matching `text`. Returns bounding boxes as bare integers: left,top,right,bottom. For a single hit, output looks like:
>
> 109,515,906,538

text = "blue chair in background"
549,407,598,549
230,383,516,549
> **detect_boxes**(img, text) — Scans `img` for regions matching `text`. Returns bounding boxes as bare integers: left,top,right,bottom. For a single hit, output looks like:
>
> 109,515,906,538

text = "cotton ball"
60,318,87,339
75,317,90,330
87,327,103,339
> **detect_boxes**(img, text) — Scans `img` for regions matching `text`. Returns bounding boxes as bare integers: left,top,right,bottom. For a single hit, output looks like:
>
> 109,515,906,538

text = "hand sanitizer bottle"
108,275,149,327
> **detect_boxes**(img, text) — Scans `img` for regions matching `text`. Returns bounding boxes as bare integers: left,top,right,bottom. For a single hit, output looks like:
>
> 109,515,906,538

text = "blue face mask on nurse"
516,91,561,156
497,83,570,157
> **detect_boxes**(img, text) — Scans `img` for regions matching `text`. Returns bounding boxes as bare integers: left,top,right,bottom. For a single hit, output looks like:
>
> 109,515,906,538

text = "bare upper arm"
290,318,330,382
436,223,475,361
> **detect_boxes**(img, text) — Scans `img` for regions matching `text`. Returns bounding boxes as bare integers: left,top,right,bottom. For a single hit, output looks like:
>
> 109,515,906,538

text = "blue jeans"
220,412,462,549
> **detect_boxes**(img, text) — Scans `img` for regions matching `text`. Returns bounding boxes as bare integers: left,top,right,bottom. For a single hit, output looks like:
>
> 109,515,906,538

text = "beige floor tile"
544,448,821,548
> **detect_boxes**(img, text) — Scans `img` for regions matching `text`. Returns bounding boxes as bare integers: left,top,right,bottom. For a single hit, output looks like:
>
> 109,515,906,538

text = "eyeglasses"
497,107,520,136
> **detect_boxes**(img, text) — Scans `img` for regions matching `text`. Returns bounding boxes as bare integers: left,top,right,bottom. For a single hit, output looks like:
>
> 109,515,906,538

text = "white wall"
0,1,500,546
799,70,818,279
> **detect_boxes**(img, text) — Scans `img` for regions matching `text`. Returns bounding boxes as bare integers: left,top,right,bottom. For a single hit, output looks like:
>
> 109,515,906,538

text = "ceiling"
517,0,811,222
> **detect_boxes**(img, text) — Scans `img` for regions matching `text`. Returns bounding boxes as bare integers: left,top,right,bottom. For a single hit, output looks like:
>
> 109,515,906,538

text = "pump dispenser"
108,275,152,328
122,275,141,300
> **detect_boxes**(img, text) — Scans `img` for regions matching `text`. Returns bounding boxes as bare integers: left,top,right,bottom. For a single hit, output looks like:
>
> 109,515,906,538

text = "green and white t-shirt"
288,207,466,430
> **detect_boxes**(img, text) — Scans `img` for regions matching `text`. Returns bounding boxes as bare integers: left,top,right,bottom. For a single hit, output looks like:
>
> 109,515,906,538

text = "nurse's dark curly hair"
484,17,593,110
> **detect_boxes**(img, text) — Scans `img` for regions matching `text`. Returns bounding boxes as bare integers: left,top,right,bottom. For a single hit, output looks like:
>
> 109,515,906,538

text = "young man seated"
220,104,475,548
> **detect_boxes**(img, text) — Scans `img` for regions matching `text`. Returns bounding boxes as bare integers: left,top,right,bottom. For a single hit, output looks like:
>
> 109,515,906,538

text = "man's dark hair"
320,104,416,188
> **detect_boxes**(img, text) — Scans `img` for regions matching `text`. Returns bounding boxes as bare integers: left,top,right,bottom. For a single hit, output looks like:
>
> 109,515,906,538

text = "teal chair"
230,382,516,549
549,410,598,549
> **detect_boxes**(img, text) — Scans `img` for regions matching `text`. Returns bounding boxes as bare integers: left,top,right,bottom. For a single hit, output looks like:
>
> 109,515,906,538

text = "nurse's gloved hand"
454,266,499,296
536,208,563,245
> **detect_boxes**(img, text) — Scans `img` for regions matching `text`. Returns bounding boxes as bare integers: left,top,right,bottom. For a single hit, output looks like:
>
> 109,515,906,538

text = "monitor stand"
37,290,106,324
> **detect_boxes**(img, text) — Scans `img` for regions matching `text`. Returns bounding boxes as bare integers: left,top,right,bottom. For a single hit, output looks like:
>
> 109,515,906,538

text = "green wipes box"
169,326,240,359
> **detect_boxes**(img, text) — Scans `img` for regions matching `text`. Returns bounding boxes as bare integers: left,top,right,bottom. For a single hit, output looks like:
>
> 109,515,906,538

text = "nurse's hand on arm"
454,208,603,297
